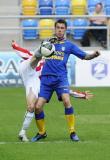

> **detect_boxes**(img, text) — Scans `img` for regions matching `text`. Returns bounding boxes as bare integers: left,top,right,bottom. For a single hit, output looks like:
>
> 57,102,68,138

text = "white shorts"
19,58,40,98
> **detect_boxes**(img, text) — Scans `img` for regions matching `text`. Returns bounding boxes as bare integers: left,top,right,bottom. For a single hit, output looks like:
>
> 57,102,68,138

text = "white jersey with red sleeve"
12,41,44,77
35,58,45,77
12,41,45,97
12,41,33,60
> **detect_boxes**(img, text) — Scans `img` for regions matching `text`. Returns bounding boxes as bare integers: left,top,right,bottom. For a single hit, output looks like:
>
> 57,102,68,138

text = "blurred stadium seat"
38,0,53,15
72,18,89,40
66,19,73,35
55,0,70,15
105,0,110,15
88,0,103,13
22,0,37,15
71,0,87,15
22,19,38,39
39,19,54,39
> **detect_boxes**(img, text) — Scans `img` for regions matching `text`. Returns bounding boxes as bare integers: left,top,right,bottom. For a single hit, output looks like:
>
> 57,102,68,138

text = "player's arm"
70,90,93,100
30,48,42,69
84,51,100,60
70,43,100,60
11,40,33,59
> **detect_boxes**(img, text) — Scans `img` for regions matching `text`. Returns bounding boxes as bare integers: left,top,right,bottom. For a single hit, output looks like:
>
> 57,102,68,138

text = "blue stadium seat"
22,19,38,39
38,0,53,15
55,0,70,15
66,19,73,35
88,0,102,13
72,19,89,40
105,0,110,15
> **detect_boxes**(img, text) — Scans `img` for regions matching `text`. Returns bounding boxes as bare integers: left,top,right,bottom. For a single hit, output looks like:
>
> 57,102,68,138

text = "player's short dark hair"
55,19,67,28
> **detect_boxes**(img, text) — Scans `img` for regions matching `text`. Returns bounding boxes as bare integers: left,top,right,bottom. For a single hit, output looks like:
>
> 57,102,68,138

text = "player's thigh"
39,83,53,102
55,77,69,101
56,87,71,107
19,58,38,85
19,59,31,78
26,77,40,109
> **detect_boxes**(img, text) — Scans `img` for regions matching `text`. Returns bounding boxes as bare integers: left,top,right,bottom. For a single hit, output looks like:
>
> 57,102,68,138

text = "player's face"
55,23,66,39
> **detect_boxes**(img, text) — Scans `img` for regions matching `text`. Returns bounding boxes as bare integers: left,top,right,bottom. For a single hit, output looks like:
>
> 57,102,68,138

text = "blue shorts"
39,75,69,102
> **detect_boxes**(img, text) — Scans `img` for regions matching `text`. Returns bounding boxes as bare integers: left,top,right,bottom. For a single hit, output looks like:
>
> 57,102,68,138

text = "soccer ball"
40,41,55,57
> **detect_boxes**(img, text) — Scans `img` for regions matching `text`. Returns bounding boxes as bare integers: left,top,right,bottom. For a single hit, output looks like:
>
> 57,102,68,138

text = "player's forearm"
84,51,100,60
30,55,42,69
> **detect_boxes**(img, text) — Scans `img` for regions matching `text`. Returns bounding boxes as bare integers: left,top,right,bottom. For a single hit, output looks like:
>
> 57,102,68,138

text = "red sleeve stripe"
12,43,33,56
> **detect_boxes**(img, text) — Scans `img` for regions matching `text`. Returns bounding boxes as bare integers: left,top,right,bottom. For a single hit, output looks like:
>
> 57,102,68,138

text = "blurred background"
0,0,110,87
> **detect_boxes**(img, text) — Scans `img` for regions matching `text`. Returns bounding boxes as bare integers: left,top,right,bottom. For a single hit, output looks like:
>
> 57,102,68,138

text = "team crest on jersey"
61,47,65,51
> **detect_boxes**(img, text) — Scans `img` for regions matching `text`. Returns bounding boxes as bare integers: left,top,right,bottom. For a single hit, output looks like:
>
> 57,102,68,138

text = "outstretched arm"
11,40,42,69
70,90,93,100
11,40,33,59
30,48,42,69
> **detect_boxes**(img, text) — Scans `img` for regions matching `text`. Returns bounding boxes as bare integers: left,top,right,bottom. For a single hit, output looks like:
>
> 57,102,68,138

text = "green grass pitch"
0,87,110,160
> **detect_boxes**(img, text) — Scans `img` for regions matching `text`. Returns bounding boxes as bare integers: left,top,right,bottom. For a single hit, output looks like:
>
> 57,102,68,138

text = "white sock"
21,111,34,131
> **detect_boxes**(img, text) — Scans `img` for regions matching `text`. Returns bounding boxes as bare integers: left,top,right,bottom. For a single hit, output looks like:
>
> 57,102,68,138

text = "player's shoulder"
64,39,77,47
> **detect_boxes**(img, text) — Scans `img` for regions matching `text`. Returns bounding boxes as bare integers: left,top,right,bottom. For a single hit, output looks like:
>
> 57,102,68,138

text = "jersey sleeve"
35,59,45,77
12,42,33,60
70,42,87,59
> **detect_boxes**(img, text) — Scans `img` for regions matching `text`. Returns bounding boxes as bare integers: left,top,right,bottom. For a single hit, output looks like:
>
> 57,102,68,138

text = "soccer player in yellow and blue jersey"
31,19,100,142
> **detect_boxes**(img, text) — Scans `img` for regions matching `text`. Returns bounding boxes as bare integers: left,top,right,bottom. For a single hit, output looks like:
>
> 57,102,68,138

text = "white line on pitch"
0,140,99,145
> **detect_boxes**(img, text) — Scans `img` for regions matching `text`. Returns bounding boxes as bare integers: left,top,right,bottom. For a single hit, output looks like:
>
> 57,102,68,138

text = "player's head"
54,19,67,39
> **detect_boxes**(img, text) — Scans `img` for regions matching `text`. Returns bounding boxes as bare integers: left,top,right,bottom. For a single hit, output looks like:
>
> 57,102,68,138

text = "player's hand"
93,51,100,58
11,40,15,45
11,40,18,48
85,51,100,60
84,91,94,100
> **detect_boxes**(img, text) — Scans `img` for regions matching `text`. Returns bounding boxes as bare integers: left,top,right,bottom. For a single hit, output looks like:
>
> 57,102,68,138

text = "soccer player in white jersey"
12,41,44,142
12,40,93,142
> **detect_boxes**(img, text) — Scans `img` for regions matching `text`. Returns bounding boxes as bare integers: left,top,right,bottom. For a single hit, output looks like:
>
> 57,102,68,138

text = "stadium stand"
88,0,103,13
0,0,20,51
55,0,70,15
72,18,89,40
39,19,54,39
0,0,110,51
22,19,38,39
22,0,37,15
66,19,73,35
71,0,87,15
105,0,110,15
38,0,53,15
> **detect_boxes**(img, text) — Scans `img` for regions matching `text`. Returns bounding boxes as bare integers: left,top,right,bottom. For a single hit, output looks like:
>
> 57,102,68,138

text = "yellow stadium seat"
39,19,54,39
22,0,37,15
71,0,87,15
